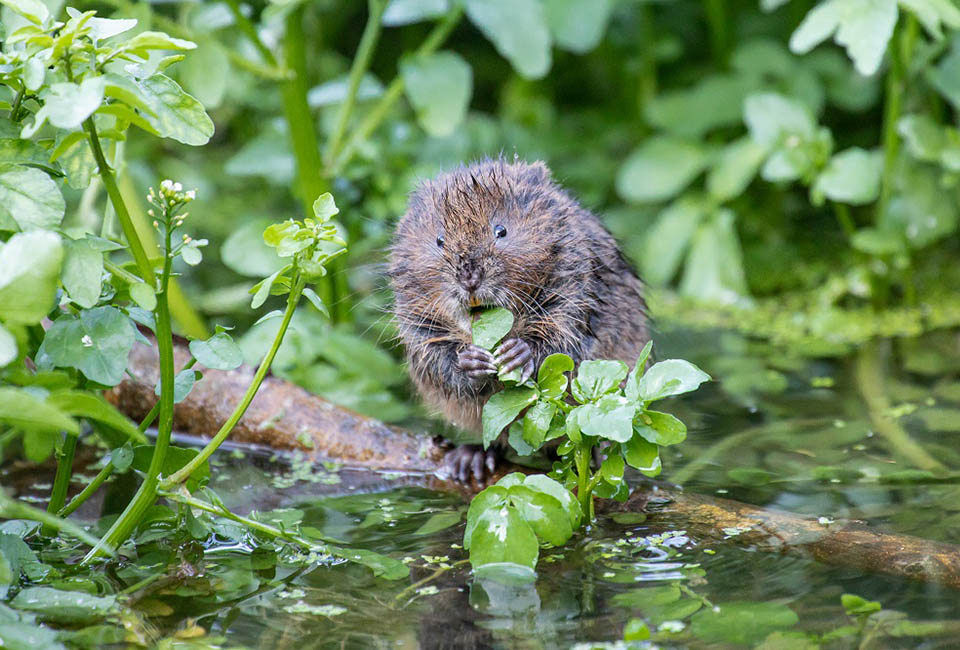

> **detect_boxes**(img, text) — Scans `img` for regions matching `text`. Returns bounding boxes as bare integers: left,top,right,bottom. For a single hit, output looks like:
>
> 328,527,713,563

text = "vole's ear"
523,160,552,184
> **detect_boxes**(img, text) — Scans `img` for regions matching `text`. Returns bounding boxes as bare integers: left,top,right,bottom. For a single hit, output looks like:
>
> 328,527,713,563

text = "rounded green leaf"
0,322,16,367
635,359,711,402
465,0,551,79
641,410,688,446
789,0,897,76
522,473,581,529
189,331,243,370
744,92,816,146
46,390,145,444
482,386,537,448
472,306,514,350
640,196,707,288
129,282,157,311
467,504,539,571
542,0,613,53
623,434,661,475
464,485,509,549
616,136,708,204
521,400,555,449
812,147,882,205
401,51,473,137
10,587,117,625
0,388,79,436
62,237,104,309
507,484,572,546
578,394,636,442
572,359,628,402
679,209,750,303
624,341,654,402
37,307,135,386
108,73,214,146
0,230,63,324
222,218,287,278
0,164,65,232
383,0,449,25
537,353,574,399
707,136,769,203
691,601,799,645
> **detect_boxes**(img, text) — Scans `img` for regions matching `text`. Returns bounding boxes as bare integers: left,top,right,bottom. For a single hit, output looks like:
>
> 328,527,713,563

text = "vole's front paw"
495,338,535,383
459,344,497,379
443,444,497,483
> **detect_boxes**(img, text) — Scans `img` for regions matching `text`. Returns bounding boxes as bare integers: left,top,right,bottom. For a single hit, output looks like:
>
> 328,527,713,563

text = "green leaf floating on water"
472,306,513,350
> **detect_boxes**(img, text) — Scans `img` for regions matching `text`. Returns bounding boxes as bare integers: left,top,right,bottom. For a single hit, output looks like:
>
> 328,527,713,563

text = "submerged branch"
108,339,960,590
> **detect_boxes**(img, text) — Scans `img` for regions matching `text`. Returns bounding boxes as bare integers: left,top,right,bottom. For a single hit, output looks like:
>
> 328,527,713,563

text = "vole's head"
390,159,572,333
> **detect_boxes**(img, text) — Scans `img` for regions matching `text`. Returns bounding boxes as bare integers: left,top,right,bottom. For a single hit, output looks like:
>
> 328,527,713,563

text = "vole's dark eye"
494,224,507,239
436,234,444,248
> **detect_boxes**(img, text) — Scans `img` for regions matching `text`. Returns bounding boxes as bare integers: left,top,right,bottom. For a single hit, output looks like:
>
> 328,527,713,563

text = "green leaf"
308,73,385,106
812,147,882,205
37,307,135,386
572,359,628,402
222,218,287,278
467,504,539,571
623,435,661,474
898,114,947,163
0,0,49,25
189,331,243,370
67,8,137,41
521,400,555,449
384,0,449,25
0,323,16,367
401,51,473,137
624,341,654,402
707,136,769,203
0,231,62,324
0,164,65,232
414,511,462,535
635,359,711,402
482,387,537,448
463,485,509,549
744,92,816,147
647,74,757,139
542,0,613,53
899,0,960,40
640,196,707,287
0,388,79,435
180,40,229,109
600,451,625,484
122,31,197,54
637,410,687,446
250,266,289,309
789,0,897,75
21,78,105,138
880,161,958,248
62,237,103,309
624,619,651,642
537,353,574,399
507,485,572,546
928,36,960,111
616,136,708,204
10,587,117,625
691,601,799,645
46,390,145,444
841,593,883,615
850,227,907,255
107,73,213,146
0,621,65,650
129,282,157,311
312,192,340,220
679,208,750,303
472,306,514,349
578,394,636,442
465,0,551,79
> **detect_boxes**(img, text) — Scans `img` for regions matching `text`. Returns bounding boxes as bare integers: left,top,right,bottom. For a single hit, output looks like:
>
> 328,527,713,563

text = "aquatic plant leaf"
472,307,514,350
572,359,628,402
789,0,897,76
401,51,472,137
465,0,551,79
467,504,539,571
0,165,65,232
521,400,556,449
635,359,711,402
190,331,243,370
542,0,613,53
507,485,572,546
482,387,537,448
37,307,134,386
62,237,103,309
812,147,882,205
578,394,635,442
617,135,708,204
0,231,62,324
522,474,581,529
624,341,654,402
537,353,573,399
691,601,799,645
10,587,118,624
383,0,449,26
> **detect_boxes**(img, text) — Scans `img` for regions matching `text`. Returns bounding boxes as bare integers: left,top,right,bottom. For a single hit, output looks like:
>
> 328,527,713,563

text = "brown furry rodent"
389,159,651,482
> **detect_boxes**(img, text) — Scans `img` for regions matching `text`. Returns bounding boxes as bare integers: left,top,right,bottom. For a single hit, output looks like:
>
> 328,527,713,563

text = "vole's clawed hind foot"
458,345,497,379
495,338,535,383
443,444,497,483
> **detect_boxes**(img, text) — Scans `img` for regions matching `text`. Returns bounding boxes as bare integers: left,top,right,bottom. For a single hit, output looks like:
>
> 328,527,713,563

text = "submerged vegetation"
2,0,960,647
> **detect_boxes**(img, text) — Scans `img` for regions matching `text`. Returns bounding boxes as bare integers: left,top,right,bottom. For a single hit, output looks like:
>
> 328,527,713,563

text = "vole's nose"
457,260,483,293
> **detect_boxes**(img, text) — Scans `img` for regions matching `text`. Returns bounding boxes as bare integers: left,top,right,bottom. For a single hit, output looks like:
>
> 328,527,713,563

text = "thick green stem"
0,492,108,552
333,6,463,174
833,202,855,238
83,119,155,285
58,460,113,517
878,16,918,220
44,433,78,534
324,0,387,166
703,0,728,66
84,211,178,562
162,277,306,487
575,444,593,520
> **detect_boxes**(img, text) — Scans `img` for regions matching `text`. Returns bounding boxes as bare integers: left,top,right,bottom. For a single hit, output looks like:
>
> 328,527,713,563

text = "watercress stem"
324,0,387,167
832,202,855,238
44,433,78,534
575,445,593,520
58,460,113,517
878,15,918,221
162,276,306,488
83,207,178,562
703,0,729,66
223,0,278,67
333,5,463,174
82,119,155,285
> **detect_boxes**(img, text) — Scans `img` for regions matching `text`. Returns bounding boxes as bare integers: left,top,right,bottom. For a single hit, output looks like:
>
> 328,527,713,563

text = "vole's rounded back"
390,159,650,433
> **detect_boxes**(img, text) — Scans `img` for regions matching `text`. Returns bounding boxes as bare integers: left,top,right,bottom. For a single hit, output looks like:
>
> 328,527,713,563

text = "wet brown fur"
389,159,650,433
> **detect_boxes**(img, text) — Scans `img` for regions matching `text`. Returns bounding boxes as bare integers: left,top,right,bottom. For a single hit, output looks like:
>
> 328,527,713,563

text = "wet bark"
107,340,960,590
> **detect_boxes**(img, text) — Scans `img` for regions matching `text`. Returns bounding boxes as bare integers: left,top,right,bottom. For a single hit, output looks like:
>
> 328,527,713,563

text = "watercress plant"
464,307,710,577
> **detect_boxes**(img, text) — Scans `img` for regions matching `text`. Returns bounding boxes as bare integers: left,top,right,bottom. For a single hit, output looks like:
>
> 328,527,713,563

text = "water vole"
389,159,651,481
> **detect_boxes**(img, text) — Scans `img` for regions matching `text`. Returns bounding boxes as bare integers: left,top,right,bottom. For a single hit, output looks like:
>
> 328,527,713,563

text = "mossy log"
107,340,960,590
